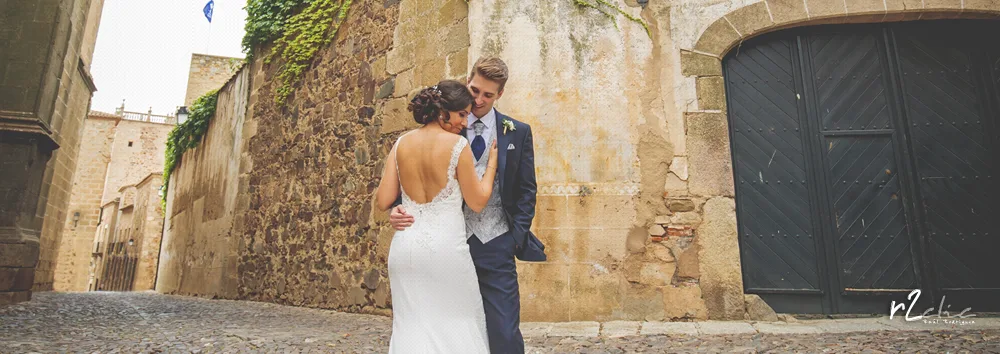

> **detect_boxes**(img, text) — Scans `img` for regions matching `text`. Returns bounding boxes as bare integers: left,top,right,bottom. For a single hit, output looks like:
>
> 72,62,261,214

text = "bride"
375,80,498,353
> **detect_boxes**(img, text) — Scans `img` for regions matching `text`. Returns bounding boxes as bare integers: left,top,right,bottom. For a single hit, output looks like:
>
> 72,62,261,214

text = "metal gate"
725,20,999,314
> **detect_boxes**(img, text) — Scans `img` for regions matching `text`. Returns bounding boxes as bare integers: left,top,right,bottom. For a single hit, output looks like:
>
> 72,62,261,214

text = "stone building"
159,0,1000,320
51,108,174,292
0,0,105,305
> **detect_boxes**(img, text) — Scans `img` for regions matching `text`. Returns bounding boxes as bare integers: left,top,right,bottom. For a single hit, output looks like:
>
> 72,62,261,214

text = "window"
128,141,134,147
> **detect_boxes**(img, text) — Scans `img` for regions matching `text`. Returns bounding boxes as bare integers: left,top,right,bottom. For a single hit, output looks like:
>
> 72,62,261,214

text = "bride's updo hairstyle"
407,80,474,124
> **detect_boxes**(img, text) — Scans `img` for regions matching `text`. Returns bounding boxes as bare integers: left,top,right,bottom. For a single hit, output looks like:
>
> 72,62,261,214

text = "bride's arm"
456,143,497,213
375,144,400,211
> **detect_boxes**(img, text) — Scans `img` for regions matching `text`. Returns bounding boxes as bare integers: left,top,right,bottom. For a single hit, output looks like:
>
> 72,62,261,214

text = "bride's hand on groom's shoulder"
389,205,414,231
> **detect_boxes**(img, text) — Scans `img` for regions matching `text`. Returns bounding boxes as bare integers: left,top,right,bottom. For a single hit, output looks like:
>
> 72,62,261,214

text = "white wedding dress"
387,136,490,354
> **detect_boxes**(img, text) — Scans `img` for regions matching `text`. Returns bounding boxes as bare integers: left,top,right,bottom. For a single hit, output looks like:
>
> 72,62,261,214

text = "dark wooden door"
725,20,1000,314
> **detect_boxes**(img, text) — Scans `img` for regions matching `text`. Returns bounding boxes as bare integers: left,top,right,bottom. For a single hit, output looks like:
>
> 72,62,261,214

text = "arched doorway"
724,20,1000,314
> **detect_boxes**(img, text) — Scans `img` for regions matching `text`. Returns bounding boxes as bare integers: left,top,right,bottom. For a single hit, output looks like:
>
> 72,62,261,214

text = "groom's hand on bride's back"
389,205,414,230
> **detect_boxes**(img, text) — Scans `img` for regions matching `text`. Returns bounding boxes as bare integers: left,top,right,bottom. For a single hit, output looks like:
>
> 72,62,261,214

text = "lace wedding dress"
387,136,490,354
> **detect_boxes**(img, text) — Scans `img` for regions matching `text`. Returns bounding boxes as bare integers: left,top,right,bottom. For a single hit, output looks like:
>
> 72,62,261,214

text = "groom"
390,57,545,353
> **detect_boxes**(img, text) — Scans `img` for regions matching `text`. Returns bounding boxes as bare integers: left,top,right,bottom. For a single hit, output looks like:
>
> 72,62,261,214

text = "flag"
203,0,214,23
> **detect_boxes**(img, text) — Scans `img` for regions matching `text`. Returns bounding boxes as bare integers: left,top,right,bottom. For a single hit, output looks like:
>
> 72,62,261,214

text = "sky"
89,0,247,116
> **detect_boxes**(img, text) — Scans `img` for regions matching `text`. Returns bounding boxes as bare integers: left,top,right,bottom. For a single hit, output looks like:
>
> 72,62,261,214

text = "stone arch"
682,0,1000,107
676,0,1000,320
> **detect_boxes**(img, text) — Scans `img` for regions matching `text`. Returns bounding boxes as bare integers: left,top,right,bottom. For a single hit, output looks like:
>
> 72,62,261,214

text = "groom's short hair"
470,57,509,91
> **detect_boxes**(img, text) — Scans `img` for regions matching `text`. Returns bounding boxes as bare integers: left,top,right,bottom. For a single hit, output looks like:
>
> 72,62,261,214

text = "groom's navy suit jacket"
394,110,546,262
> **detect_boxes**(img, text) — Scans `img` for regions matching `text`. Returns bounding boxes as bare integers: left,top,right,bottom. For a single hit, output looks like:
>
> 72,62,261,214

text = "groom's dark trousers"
468,232,523,354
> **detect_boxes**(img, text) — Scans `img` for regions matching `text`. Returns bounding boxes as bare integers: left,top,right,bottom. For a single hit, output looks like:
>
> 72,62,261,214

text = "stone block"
696,76,726,111
518,263,570,322
416,58,446,87
386,42,415,75
676,241,701,279
744,294,779,321
548,321,600,337
923,0,963,10
806,0,848,19
446,50,468,79
565,195,635,229
767,0,809,25
538,227,626,263
686,112,735,197
664,173,689,197
621,285,665,321
697,197,743,320
601,321,640,337
0,268,15,290
654,215,671,224
12,267,34,291
725,2,774,36
680,50,722,77
437,0,468,27
640,321,699,335
378,98,417,134
568,264,622,320
753,322,823,333
670,212,702,226
964,0,1000,12
647,224,665,237
636,262,675,286
697,321,757,334
661,284,709,320
885,0,925,12
626,227,647,253
534,195,569,229
375,78,394,100
693,17,740,57
440,19,470,56
520,322,553,338
667,199,696,212
845,0,886,14
0,290,30,305
0,242,39,267
650,243,675,262
393,69,415,97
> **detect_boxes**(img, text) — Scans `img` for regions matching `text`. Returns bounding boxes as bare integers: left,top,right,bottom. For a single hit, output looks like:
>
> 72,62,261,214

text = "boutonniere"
502,119,516,135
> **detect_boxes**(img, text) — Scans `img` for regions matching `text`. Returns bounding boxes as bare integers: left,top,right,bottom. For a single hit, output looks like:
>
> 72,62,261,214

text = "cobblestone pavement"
1,292,998,353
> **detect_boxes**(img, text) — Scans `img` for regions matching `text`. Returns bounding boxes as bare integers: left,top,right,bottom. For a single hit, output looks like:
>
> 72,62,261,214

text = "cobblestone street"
1,292,998,353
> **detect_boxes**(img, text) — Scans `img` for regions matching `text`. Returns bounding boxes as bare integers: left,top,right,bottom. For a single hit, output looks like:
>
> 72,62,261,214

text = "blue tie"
471,120,486,160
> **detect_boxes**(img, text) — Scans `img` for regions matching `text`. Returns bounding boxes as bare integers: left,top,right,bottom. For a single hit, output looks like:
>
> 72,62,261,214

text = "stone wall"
236,0,405,313
183,54,243,107
129,173,164,291
51,113,119,291
156,66,250,298
0,0,103,302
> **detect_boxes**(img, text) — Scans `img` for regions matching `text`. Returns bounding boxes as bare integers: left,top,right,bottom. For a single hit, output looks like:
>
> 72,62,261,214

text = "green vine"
162,89,220,206
266,0,352,105
573,0,651,39
242,0,315,60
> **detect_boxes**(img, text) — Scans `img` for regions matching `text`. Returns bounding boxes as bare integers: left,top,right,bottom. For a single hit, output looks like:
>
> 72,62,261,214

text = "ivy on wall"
267,0,352,105
162,89,220,205
242,0,352,106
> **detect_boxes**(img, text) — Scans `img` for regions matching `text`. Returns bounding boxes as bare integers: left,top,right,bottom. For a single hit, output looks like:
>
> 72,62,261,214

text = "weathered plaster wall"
130,174,164,291
156,68,250,298
465,0,713,322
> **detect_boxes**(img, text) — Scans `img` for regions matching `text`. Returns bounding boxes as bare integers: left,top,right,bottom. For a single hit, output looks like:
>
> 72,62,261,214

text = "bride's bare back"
376,128,497,213
396,131,462,203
